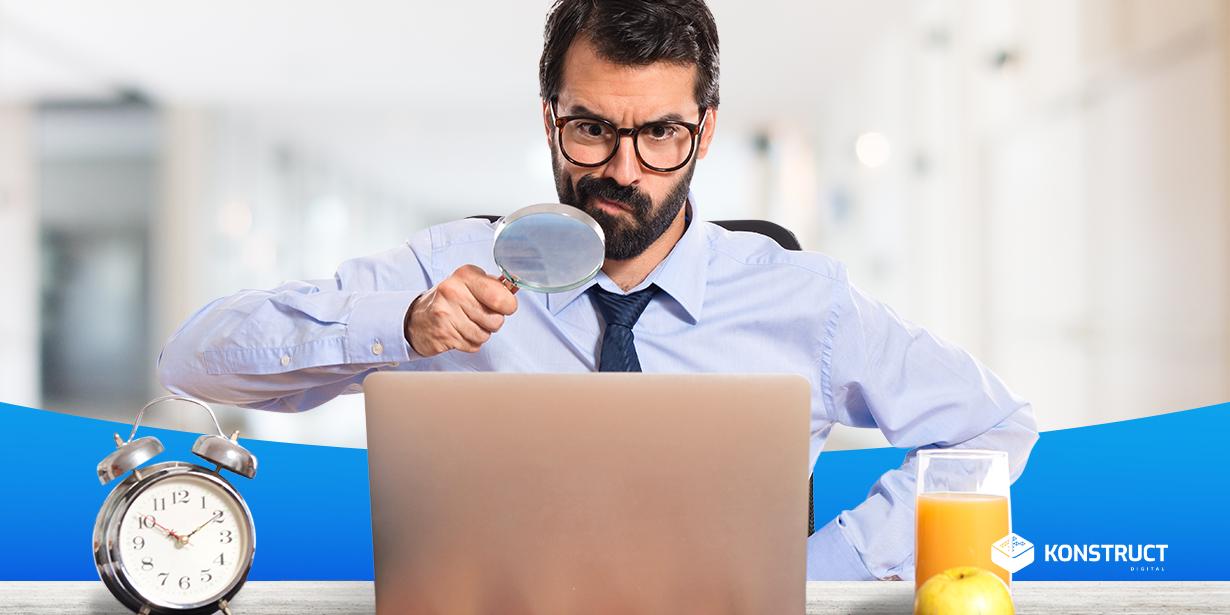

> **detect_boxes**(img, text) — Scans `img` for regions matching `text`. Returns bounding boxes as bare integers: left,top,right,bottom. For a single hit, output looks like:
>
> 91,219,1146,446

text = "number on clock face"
117,474,248,604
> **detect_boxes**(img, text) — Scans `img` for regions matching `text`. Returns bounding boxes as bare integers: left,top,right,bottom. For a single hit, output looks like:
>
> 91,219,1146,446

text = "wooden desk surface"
2,581,1227,614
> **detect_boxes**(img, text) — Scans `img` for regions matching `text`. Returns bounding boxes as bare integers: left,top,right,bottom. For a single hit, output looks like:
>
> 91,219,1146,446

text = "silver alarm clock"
94,396,258,615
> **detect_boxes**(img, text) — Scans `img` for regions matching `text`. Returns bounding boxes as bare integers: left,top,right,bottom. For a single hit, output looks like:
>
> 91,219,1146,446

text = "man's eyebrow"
568,104,604,118
654,112,687,122
565,104,690,124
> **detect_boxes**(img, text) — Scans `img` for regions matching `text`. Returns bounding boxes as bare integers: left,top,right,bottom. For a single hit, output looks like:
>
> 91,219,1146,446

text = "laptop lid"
364,372,810,615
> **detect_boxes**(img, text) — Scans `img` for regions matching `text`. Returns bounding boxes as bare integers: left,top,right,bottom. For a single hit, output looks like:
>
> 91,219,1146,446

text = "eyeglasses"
550,100,708,173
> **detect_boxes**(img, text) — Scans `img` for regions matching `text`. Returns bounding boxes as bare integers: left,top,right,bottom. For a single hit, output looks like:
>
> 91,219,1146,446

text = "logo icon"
992,533,1035,573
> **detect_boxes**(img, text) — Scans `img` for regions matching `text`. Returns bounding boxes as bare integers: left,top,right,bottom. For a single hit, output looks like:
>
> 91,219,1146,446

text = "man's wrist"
404,293,423,352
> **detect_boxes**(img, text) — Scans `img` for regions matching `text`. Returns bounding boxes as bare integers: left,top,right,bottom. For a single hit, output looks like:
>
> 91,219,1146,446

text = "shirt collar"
547,193,707,324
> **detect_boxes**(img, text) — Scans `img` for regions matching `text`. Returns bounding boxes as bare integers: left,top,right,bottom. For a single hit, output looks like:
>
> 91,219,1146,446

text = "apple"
914,566,1014,615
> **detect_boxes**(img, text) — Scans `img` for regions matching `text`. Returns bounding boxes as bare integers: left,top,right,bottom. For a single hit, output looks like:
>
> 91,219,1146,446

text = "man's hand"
405,265,518,356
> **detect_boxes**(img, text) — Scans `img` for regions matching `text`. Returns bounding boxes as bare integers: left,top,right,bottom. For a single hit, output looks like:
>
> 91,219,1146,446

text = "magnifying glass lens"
493,205,605,293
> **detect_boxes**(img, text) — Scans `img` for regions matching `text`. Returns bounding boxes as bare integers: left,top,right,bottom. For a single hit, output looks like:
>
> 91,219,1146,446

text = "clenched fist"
404,265,519,356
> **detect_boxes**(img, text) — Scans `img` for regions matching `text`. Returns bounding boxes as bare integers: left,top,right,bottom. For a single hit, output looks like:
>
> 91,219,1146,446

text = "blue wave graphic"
2,404,373,581
812,402,1230,581
5,401,1227,581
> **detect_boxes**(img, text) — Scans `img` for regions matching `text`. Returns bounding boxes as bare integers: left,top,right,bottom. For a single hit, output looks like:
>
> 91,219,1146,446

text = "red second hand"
138,513,192,546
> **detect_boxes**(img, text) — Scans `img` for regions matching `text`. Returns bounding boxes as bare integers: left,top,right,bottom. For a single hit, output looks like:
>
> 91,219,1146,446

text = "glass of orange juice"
915,449,1011,592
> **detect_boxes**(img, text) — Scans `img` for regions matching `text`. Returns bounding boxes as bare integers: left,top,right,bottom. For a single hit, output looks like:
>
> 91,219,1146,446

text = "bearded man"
159,0,1037,582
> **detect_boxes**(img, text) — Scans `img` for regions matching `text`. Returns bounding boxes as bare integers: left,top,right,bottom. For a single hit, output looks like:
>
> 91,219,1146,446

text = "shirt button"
280,355,290,366
372,343,384,355
388,361,400,367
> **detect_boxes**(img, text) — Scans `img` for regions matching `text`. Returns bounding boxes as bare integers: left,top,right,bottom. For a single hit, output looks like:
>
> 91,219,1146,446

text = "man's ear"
542,100,553,148
696,108,717,160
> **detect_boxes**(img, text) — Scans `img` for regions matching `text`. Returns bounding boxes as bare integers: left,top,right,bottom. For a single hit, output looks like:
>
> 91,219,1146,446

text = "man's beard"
552,147,695,261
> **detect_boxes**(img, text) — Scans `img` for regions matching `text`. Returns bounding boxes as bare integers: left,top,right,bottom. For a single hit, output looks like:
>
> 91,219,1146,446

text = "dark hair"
539,0,720,109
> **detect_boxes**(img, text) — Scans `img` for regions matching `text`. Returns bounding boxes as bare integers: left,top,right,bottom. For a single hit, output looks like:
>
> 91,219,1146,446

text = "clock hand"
183,511,222,540
137,513,192,546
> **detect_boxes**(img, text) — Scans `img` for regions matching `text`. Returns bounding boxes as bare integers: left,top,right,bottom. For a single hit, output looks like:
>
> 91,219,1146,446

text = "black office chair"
471,214,813,535
708,219,802,251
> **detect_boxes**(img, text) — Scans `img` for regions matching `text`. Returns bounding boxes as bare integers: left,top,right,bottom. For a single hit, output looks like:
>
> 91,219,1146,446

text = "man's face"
546,42,716,261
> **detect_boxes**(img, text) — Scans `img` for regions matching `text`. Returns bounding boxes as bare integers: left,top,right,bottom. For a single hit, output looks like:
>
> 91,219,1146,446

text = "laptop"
364,372,810,615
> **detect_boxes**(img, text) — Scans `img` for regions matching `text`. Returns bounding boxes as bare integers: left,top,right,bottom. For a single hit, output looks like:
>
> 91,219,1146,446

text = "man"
158,0,1037,581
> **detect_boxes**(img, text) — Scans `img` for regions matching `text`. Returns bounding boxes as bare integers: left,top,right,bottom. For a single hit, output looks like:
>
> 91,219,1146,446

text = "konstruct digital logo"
1043,543,1168,571
992,533,1034,573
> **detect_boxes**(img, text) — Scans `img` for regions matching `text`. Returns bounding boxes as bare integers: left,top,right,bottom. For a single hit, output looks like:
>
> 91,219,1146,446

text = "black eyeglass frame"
549,99,709,173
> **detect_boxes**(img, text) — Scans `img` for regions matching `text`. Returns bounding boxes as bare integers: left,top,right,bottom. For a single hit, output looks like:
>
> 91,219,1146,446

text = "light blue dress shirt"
158,198,1038,582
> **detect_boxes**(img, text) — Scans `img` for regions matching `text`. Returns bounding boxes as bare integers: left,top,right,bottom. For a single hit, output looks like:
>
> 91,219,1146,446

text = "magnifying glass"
492,203,606,293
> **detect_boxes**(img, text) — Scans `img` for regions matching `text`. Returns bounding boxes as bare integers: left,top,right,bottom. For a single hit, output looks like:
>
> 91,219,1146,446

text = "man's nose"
602,135,643,186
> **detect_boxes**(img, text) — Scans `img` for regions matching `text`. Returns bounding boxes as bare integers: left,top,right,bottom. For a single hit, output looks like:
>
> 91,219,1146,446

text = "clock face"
116,473,251,606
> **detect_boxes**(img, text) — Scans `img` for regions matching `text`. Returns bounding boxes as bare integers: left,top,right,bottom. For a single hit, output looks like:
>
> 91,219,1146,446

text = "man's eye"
575,122,608,137
646,125,678,140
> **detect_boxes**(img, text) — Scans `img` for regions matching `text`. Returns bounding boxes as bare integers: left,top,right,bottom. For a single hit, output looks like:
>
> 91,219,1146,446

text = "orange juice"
915,493,1010,591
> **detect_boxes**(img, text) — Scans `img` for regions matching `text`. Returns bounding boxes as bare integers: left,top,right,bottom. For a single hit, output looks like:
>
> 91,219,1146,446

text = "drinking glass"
914,449,1011,591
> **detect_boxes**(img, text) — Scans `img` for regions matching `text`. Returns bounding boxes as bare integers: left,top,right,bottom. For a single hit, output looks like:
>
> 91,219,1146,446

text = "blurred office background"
0,0,1225,450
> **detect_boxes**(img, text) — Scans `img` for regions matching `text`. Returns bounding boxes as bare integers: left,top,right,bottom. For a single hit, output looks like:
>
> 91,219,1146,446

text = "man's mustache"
572,175,653,216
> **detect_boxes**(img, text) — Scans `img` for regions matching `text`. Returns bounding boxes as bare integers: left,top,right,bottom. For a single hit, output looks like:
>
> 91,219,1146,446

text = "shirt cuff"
346,290,424,364
807,517,879,581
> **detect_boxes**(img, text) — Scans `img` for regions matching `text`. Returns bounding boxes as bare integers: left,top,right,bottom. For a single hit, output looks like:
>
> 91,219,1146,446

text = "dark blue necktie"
589,284,659,372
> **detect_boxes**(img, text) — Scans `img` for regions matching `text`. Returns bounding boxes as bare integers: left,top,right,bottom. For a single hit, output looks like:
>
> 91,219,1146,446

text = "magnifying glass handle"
498,275,520,295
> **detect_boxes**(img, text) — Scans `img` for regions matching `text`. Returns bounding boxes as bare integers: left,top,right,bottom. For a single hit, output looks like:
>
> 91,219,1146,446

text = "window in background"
38,99,160,419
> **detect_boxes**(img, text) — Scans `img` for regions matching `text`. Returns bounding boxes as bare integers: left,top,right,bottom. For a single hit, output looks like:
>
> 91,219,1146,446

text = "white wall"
981,0,1228,431
0,104,39,409
2,1,1225,450
820,0,1229,450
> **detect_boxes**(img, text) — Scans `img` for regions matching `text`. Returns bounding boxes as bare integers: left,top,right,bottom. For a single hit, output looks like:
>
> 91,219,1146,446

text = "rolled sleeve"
808,517,879,581
157,243,437,409
813,276,1038,580
204,336,348,375
345,290,422,364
